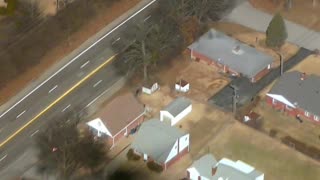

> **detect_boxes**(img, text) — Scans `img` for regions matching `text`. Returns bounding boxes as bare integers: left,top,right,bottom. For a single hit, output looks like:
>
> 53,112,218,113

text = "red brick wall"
165,146,189,170
110,114,145,147
252,67,270,83
192,51,213,65
266,96,320,124
113,128,126,145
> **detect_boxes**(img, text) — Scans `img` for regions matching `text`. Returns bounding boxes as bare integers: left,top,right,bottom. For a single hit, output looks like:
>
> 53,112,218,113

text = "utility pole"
230,84,239,117
277,52,284,76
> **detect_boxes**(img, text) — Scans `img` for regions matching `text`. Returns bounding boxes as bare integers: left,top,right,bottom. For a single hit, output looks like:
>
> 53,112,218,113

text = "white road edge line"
0,0,158,119
61,104,71,112
48,85,58,94
30,130,39,137
111,37,121,45
16,110,26,119
93,80,103,87
0,154,7,162
80,60,90,69
144,15,151,22
86,88,111,108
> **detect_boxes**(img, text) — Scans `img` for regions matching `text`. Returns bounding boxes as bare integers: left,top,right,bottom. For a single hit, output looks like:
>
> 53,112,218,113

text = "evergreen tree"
266,13,288,48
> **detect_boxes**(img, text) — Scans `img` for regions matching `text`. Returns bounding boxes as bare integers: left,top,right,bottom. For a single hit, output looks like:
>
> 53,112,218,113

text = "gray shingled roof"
269,71,320,116
188,29,273,79
189,154,217,179
163,97,192,117
213,163,263,180
131,119,186,163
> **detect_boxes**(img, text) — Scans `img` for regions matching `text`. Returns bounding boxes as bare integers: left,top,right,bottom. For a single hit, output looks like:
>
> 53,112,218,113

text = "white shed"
160,97,192,126
142,82,159,95
175,79,190,93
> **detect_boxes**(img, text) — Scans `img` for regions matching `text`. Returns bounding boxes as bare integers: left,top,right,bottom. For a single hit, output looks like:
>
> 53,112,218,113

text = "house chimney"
300,72,306,80
212,167,217,176
234,45,240,52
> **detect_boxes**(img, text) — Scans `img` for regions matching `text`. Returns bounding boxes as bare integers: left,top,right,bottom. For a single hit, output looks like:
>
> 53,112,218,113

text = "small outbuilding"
142,81,159,95
160,97,192,126
175,79,190,93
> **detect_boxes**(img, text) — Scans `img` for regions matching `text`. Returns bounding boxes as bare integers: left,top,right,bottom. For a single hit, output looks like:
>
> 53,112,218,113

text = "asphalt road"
0,0,157,175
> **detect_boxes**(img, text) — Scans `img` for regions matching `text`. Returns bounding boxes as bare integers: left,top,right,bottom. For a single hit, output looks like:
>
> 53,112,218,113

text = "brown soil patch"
250,0,320,32
0,0,140,105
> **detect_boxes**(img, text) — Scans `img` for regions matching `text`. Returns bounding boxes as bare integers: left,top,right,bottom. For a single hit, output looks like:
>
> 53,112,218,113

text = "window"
305,111,310,117
185,137,188,141
314,115,319,121
272,98,277,105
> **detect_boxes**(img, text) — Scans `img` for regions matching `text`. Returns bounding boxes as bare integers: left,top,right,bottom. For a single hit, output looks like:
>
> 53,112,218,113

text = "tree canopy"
35,113,107,179
266,13,288,48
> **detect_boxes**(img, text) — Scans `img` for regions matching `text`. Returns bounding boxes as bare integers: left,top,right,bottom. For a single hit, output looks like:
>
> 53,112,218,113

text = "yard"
210,122,320,180
129,54,320,179
288,54,320,75
115,106,320,180
250,0,320,32
253,99,320,150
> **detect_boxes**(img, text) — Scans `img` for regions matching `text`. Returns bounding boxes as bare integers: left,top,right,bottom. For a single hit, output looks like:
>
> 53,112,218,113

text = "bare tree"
35,112,107,179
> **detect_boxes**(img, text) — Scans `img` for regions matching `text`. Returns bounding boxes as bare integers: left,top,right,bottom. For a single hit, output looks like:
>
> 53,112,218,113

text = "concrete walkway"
225,1,320,50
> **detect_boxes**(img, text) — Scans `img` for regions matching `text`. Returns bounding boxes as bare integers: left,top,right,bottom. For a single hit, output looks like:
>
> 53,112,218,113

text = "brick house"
266,71,320,123
131,119,190,170
86,93,145,148
187,154,264,180
188,29,273,83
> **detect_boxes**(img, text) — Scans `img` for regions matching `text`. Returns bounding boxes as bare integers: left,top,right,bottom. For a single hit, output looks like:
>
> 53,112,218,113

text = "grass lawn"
210,122,320,180
254,101,320,150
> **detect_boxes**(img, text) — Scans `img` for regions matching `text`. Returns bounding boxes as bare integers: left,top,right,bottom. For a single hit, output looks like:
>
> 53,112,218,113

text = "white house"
175,79,190,93
187,154,264,180
142,82,159,95
160,97,192,126
131,119,190,170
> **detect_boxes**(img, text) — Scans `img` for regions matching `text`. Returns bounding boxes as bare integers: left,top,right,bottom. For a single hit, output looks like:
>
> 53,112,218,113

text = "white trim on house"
165,140,179,163
86,118,112,137
304,111,310,117
87,111,144,138
112,111,145,138
267,94,296,108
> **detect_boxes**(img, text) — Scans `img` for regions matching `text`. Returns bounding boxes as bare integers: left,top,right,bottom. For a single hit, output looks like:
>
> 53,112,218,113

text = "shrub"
0,7,6,15
126,149,141,161
6,0,17,15
269,129,278,138
147,161,163,173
